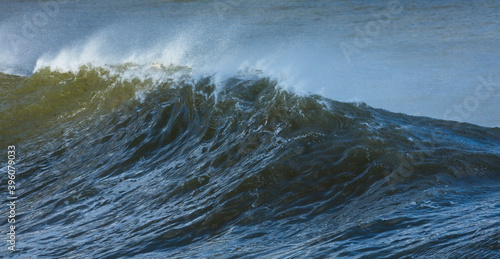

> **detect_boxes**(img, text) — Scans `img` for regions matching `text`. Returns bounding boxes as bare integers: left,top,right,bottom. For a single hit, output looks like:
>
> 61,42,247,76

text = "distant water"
1,0,499,126
1,0,500,258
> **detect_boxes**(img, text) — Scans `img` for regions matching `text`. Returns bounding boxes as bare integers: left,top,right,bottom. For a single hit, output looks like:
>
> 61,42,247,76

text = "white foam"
2,0,499,126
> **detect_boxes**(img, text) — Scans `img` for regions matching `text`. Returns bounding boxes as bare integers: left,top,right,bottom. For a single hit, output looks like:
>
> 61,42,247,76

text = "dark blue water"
1,0,499,258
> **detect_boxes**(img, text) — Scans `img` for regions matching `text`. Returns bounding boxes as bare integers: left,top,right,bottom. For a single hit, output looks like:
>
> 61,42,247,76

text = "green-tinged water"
1,0,500,257
1,65,499,257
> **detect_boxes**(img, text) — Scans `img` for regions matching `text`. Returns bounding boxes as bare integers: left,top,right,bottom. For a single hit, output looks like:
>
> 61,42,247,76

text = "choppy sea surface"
1,0,499,258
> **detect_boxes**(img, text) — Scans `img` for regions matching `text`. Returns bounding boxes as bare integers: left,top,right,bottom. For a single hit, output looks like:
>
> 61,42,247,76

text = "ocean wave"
2,64,500,257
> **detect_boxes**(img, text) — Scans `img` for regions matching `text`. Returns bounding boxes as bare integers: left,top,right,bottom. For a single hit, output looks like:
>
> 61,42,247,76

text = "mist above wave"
1,0,499,126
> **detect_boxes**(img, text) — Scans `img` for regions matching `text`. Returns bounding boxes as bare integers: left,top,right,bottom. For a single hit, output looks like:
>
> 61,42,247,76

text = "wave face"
2,0,500,127
1,66,500,258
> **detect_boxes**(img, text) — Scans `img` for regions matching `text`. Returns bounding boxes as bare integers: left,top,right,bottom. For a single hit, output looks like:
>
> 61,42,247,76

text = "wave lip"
2,64,500,257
